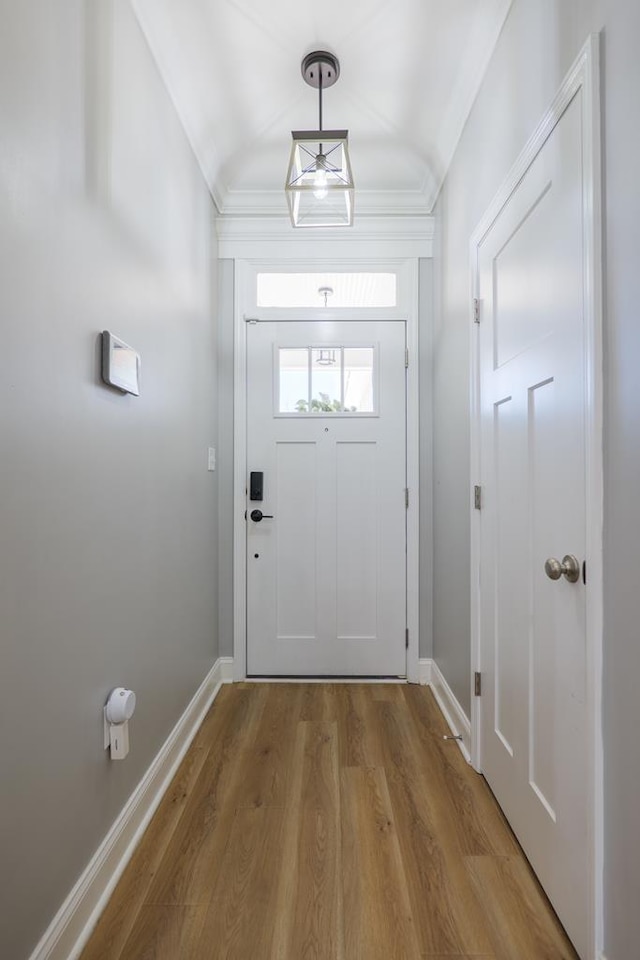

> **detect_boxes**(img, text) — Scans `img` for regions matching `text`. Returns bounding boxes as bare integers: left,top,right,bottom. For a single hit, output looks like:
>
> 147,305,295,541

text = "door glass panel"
278,348,309,413
277,344,377,415
343,347,375,413
311,348,342,412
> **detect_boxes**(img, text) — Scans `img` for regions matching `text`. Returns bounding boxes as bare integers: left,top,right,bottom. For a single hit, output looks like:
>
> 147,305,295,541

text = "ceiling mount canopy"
285,50,354,228
301,50,340,90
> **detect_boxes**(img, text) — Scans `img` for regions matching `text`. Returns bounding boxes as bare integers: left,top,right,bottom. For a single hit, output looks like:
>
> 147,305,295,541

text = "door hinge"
405,628,409,649
473,298,480,324
405,488,409,509
474,671,482,696
405,348,409,368
474,485,482,510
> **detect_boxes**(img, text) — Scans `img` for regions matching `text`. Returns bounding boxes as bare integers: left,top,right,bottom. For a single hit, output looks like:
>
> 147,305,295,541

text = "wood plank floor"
81,683,578,960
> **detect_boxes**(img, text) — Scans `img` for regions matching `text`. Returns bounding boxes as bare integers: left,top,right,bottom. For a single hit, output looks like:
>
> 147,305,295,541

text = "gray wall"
0,2,219,957
432,0,640,955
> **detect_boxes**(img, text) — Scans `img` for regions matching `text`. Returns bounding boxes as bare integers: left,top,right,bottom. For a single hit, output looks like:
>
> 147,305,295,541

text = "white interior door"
477,91,590,957
246,320,406,677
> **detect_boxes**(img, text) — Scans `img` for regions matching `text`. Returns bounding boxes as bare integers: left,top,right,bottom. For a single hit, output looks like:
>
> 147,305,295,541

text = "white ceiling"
132,0,512,218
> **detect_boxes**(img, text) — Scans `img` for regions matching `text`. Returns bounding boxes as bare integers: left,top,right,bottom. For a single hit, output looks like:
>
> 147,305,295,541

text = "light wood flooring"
81,683,578,960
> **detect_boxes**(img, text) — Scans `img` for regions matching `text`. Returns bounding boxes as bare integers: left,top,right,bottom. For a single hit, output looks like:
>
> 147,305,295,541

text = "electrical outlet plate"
208,447,216,471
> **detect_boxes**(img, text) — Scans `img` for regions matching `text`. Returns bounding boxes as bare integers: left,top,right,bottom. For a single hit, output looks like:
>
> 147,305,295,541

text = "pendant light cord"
318,68,323,156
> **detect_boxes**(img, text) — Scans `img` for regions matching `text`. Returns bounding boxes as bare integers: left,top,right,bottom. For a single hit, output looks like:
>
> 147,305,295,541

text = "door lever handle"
250,509,274,522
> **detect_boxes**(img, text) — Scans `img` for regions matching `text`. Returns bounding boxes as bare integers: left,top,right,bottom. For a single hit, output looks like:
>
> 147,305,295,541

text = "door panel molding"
469,35,602,959
233,257,421,683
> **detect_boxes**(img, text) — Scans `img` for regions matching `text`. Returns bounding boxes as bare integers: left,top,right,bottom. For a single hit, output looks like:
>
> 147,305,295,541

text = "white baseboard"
429,660,472,763
29,657,232,960
417,657,433,685
244,676,406,683
218,656,234,682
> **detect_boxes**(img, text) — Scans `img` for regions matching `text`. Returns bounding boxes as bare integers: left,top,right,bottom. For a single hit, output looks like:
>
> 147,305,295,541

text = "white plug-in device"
104,687,136,760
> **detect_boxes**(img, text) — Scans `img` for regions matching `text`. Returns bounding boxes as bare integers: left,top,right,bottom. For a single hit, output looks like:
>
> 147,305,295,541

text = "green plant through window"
295,392,356,413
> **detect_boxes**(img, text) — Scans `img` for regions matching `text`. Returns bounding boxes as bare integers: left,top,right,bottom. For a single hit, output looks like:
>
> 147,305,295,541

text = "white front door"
246,320,406,677
477,91,590,957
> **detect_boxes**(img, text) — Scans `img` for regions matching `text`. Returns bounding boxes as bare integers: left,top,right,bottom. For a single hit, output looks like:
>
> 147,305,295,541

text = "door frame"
232,257,421,683
469,36,603,957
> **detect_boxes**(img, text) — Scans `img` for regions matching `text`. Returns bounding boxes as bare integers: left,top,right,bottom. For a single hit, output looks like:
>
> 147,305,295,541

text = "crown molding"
215,214,435,259
214,186,434,219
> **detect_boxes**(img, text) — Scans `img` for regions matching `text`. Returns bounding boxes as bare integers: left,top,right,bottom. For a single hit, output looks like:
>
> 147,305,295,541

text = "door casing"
233,257,421,683
469,36,603,958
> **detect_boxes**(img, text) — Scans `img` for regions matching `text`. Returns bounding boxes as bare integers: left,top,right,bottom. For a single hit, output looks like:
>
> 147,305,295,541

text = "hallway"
81,683,577,959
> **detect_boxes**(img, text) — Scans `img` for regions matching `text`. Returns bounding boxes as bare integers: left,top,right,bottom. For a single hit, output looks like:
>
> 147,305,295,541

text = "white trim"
418,658,471,763
469,42,599,244
28,658,232,960
217,217,434,261
232,268,248,682
217,190,435,220
417,658,433,685
405,261,420,683
582,36,604,960
469,35,603,960
233,256,420,684
242,258,414,324
218,656,235,682
429,661,472,763
244,675,405,685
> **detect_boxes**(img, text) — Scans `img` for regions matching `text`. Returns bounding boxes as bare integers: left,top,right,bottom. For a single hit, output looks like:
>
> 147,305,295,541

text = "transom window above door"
277,345,377,415
257,272,396,309
243,261,413,321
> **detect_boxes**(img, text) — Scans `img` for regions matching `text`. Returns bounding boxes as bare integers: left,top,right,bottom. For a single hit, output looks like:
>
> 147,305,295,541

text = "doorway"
232,260,421,682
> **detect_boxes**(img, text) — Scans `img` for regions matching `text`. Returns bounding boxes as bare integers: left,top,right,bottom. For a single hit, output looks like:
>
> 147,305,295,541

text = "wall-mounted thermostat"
101,331,141,396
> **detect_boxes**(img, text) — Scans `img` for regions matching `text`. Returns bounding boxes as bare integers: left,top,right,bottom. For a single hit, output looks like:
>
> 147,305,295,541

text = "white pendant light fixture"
285,51,354,228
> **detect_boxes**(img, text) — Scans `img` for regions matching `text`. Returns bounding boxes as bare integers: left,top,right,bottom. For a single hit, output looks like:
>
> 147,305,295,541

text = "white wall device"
101,331,141,396
104,687,136,760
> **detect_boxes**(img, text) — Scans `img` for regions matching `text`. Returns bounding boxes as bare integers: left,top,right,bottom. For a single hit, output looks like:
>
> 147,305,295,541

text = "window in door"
277,345,377,415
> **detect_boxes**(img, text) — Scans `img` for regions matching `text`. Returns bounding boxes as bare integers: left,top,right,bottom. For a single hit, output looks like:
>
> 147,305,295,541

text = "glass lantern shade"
285,130,354,227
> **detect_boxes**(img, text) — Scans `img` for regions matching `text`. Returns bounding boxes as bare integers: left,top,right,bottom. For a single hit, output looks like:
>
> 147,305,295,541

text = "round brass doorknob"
544,554,580,583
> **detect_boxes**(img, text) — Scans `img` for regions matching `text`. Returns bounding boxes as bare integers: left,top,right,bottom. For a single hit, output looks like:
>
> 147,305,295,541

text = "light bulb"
313,169,328,200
